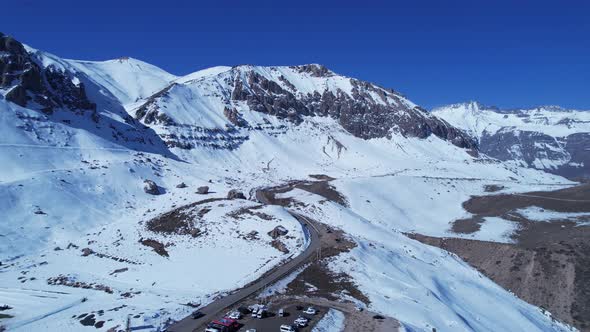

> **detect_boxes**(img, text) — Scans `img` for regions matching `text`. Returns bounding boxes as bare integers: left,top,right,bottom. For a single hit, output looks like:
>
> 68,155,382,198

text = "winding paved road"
166,189,322,332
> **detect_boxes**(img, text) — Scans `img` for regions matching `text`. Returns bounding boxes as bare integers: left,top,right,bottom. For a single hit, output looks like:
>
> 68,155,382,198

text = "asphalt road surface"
166,189,322,332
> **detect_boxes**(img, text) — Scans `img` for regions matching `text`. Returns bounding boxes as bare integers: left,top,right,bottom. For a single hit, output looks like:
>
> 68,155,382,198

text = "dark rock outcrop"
197,186,209,194
293,64,333,77
227,189,246,200
81,248,94,257
139,238,168,257
228,67,477,150
268,225,289,239
232,71,310,124
134,84,176,125
271,239,289,254
0,32,95,113
143,180,160,195
223,107,248,127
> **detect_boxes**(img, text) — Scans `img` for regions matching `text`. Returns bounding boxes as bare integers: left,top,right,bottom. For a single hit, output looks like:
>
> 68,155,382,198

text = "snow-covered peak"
65,57,177,106
21,45,177,107
130,62,476,151
173,63,416,109
433,102,590,138
175,66,232,84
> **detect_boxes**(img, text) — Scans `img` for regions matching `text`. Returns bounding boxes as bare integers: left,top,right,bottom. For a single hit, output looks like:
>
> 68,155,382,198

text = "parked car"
206,318,239,332
237,306,250,315
280,324,297,332
226,311,241,320
245,329,257,332
256,309,266,319
294,316,308,327
251,308,259,318
278,308,285,317
192,310,205,319
303,307,317,315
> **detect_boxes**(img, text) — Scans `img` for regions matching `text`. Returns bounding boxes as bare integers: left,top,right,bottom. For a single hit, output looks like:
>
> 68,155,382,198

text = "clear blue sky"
4,0,589,109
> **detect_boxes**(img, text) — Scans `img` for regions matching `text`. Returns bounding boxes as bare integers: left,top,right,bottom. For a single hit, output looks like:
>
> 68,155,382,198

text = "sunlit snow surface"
433,102,590,139
0,50,579,331
517,206,590,225
279,188,573,332
312,309,346,332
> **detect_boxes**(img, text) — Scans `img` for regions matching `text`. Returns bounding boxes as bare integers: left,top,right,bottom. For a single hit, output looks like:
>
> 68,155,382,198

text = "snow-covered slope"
0,32,579,332
433,102,590,178
65,57,177,106
278,186,573,332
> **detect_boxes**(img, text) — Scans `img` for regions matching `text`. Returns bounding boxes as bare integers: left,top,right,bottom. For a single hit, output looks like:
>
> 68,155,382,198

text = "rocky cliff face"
0,32,95,114
133,64,477,152
433,102,590,179
0,32,174,157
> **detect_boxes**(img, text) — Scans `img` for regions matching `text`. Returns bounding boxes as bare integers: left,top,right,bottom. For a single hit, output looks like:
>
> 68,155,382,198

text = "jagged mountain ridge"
131,64,478,152
433,101,590,179
2,29,477,155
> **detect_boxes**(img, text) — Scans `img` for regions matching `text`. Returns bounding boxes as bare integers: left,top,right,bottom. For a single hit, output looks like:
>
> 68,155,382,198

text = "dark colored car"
237,306,250,315
192,310,205,319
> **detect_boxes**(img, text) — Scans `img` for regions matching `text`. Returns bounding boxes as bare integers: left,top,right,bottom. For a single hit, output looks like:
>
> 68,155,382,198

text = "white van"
280,325,296,332
278,308,285,317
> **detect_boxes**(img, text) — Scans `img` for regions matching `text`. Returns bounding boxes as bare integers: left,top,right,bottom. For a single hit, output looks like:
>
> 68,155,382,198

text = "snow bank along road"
166,188,323,332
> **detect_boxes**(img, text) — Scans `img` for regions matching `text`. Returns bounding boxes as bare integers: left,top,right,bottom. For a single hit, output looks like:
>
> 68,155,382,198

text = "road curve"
167,189,321,332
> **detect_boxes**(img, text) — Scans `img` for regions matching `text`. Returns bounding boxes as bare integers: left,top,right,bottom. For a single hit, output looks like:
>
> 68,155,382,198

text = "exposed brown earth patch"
259,183,365,305
145,198,222,235
409,234,576,326
226,204,276,221
284,261,369,304
270,239,290,254
284,214,365,304
464,183,590,216
258,179,348,207
450,215,484,233
139,238,169,257
294,181,348,207
423,182,590,330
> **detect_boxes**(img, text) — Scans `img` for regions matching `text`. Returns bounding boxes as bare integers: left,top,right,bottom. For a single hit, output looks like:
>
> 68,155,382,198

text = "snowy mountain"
433,101,590,178
64,57,177,106
130,64,477,152
0,32,581,332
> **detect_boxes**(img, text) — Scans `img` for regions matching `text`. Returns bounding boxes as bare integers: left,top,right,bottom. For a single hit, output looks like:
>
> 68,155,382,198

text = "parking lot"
228,302,327,332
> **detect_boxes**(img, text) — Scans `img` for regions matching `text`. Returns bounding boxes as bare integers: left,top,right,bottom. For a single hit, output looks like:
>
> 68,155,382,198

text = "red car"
206,317,239,332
